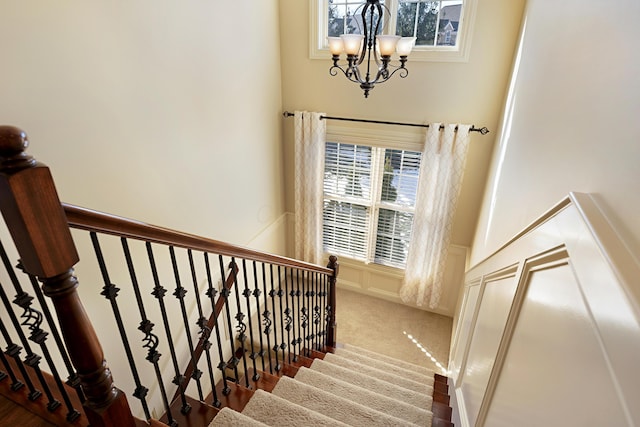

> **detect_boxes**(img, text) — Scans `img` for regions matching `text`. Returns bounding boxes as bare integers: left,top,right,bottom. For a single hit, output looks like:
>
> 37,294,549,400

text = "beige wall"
280,0,525,248
0,1,285,417
279,0,525,312
470,0,640,266
0,1,285,249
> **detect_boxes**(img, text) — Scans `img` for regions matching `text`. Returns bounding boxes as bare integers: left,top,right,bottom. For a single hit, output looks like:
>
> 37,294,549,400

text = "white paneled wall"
450,193,640,427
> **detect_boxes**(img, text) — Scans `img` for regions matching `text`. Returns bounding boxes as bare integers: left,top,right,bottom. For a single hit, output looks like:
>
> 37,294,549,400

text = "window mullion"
386,0,399,35
367,147,386,263
413,1,420,39
434,1,443,46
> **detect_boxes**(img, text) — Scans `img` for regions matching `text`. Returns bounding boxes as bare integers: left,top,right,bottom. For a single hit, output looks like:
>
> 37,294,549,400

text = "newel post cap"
0,126,79,277
0,126,37,171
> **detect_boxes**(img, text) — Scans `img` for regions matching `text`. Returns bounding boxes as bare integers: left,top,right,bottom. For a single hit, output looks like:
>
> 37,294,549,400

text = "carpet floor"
208,344,434,426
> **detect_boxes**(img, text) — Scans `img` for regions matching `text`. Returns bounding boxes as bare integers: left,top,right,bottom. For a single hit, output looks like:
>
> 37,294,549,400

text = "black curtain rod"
282,111,490,135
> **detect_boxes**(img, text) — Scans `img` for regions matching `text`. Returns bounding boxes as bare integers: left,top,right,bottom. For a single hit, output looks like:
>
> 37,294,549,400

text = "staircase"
156,344,452,427
209,343,452,426
0,126,453,426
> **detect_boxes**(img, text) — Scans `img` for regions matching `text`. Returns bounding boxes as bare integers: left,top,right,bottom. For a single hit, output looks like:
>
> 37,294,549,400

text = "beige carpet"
209,344,434,426
335,287,453,373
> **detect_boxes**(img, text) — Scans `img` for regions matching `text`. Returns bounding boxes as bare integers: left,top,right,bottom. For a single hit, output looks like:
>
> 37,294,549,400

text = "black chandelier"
328,0,416,98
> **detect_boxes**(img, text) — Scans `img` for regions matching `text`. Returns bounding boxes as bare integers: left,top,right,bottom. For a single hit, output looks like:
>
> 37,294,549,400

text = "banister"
0,126,136,427
63,203,333,276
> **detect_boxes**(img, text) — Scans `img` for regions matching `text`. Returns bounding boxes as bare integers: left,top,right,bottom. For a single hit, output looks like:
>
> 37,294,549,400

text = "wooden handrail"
63,203,333,276
0,126,136,427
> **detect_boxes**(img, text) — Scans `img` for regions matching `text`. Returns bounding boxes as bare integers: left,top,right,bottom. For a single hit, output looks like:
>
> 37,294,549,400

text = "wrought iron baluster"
0,276,40,401
295,269,303,361
218,256,240,384
229,257,249,388
276,266,286,369
189,250,218,407
121,238,175,426
169,246,203,404
0,242,62,413
289,268,300,362
300,270,309,357
0,318,24,391
204,253,226,401
260,263,273,375
268,264,280,372
91,233,151,420
250,261,265,375
305,272,315,355
283,267,293,364
324,272,332,348
313,272,322,351
320,274,328,346
147,242,191,416
240,259,259,381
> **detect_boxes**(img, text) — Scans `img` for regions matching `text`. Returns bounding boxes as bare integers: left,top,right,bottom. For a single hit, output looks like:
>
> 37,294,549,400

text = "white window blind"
323,142,421,268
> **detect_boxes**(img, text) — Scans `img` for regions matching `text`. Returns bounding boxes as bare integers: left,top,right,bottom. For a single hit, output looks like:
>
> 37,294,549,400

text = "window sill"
324,252,406,278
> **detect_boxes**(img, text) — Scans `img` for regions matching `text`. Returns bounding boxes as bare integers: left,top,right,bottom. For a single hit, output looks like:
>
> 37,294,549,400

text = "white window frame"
323,124,425,270
310,0,477,62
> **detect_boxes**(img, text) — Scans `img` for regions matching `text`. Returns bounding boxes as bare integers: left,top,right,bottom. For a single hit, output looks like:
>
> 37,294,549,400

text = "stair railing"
0,126,137,426
0,126,338,426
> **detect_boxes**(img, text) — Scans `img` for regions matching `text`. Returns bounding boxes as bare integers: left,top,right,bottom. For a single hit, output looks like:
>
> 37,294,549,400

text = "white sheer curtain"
400,123,471,308
293,111,326,265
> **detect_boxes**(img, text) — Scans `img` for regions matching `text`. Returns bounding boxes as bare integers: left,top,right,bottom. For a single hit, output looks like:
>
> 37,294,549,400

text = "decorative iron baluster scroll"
261,263,273,375
269,264,281,372
240,259,259,381
91,233,152,421
169,246,203,407
121,238,176,426
146,242,191,415
218,256,240,384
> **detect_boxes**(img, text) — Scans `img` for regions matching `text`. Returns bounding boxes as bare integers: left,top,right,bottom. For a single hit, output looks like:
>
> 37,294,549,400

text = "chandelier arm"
372,65,409,85
329,64,366,85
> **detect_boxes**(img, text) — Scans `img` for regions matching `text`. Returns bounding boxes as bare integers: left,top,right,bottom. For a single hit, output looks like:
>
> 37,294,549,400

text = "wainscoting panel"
450,193,640,427
458,269,518,427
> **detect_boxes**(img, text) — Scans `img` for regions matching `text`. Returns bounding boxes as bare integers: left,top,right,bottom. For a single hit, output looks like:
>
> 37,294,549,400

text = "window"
310,0,476,62
323,141,421,268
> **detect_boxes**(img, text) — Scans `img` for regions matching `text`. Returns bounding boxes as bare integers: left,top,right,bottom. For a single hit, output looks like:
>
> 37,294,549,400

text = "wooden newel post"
0,126,136,427
326,255,339,348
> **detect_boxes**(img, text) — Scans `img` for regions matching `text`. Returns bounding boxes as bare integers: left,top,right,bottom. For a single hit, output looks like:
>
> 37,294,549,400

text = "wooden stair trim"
159,395,218,427
208,381,254,412
303,349,326,360
0,352,89,426
134,417,171,427
432,374,454,425
241,368,281,393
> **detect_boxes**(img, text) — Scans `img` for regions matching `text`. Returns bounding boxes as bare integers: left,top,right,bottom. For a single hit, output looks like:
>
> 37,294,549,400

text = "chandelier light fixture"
328,0,416,98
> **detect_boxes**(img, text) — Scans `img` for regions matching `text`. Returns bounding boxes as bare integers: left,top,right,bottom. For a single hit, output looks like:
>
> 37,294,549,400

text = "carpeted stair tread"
322,352,433,394
310,358,432,408
241,389,351,427
334,347,435,384
295,367,433,426
208,407,268,426
344,343,436,375
272,375,416,426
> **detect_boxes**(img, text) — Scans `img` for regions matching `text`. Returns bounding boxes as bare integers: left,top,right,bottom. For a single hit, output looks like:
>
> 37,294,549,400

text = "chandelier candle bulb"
340,34,365,56
396,37,416,57
327,37,345,56
376,35,401,57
